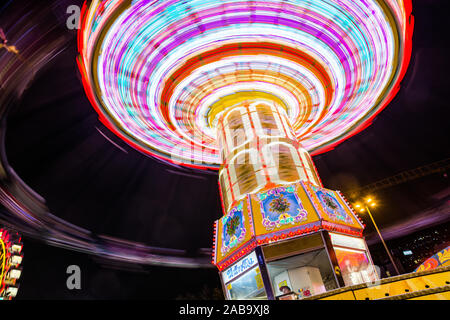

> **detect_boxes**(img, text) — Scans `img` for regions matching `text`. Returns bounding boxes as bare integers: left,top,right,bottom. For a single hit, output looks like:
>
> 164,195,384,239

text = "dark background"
1,0,449,299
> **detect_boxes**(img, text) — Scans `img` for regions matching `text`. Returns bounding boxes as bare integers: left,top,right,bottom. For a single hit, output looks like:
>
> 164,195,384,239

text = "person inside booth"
280,286,292,295
278,285,297,300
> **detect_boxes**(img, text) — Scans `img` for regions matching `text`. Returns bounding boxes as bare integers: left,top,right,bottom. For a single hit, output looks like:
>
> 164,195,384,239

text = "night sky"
1,0,449,299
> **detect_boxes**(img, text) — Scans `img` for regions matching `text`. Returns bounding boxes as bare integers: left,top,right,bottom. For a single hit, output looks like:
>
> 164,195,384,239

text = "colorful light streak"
79,0,413,168
0,228,22,300
0,1,214,269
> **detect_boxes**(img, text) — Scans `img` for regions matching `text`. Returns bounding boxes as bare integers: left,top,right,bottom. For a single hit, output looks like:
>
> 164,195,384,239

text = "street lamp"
354,198,400,276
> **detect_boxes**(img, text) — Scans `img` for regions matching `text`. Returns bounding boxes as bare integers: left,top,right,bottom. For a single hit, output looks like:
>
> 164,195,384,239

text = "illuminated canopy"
78,0,413,169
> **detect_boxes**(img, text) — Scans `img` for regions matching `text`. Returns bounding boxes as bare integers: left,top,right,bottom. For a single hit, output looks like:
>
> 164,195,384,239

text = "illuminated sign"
403,250,413,256
10,255,22,265
329,233,366,250
11,244,22,254
222,252,257,284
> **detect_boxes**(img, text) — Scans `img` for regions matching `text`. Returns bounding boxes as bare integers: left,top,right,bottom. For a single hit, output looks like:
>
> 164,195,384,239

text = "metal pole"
365,205,400,275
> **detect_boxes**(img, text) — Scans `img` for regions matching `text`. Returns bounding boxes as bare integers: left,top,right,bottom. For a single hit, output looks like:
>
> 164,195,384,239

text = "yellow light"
359,209,364,213
366,198,373,203
355,204,361,208
371,202,376,207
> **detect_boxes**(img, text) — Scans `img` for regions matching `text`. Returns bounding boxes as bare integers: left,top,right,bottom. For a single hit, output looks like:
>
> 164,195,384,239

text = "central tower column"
216,101,321,213
212,101,375,301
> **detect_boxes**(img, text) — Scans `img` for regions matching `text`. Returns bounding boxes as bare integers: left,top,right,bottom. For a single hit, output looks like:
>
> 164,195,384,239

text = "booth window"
225,266,267,300
267,248,337,299
329,233,378,286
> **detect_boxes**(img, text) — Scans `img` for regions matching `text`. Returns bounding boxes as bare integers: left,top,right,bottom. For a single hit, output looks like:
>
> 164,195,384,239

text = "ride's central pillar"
213,101,375,300
216,101,321,213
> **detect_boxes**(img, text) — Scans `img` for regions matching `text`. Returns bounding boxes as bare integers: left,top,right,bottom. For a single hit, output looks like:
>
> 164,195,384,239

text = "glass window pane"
267,248,337,299
334,247,378,286
226,266,267,300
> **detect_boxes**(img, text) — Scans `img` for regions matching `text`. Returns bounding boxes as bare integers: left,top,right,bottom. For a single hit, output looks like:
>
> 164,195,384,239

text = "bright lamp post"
355,198,400,276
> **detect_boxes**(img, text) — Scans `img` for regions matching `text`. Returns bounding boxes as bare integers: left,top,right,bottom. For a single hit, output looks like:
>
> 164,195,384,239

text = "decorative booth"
213,181,378,300
212,103,378,300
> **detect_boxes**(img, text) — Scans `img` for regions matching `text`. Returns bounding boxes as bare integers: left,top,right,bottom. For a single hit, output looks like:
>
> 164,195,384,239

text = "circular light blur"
78,0,413,169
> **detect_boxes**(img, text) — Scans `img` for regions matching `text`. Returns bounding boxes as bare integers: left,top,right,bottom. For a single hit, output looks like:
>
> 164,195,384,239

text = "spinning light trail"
78,0,412,169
